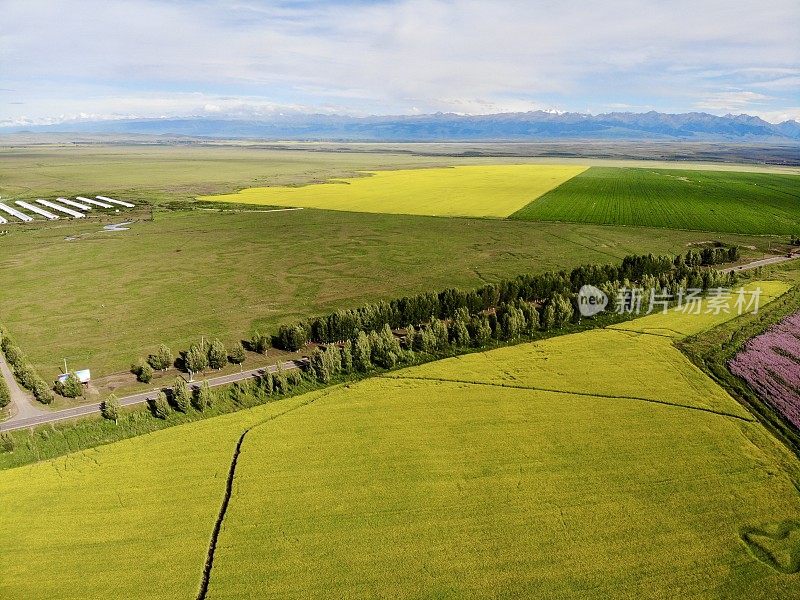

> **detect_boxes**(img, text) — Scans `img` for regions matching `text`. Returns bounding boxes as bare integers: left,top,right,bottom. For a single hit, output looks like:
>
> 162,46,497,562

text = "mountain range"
4,111,800,142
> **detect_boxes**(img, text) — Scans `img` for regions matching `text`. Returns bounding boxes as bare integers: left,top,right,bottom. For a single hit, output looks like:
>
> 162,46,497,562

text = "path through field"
0,351,47,421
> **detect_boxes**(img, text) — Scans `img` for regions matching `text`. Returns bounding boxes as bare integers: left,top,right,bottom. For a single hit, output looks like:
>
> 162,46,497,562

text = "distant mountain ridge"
4,110,800,142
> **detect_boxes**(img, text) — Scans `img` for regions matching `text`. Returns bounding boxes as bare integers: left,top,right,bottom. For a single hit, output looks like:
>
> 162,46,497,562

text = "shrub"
352,331,372,372
0,432,15,453
541,303,556,330
101,394,120,422
310,348,331,383
228,342,246,365
171,377,191,412
150,392,171,419
190,381,215,411
286,368,303,386
135,362,153,383
32,379,54,405
4,344,24,367
55,373,83,398
147,344,173,371
273,367,288,394
340,344,353,374
276,324,308,352
185,344,208,375
448,318,470,347
250,332,270,354
197,381,215,410
261,370,274,396
207,339,227,370
0,376,10,408
13,363,37,389
470,316,492,347
430,320,449,350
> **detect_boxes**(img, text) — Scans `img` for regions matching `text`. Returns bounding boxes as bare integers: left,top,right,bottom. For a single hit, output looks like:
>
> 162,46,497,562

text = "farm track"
196,386,336,600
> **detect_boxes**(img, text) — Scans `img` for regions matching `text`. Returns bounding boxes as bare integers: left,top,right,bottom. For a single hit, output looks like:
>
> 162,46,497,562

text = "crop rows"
511,167,800,235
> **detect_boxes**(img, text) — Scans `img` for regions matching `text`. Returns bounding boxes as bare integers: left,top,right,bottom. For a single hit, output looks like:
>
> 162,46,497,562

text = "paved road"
722,252,800,273
0,359,306,432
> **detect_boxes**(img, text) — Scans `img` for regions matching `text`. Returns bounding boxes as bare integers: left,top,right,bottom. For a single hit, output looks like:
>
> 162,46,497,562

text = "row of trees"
679,246,740,268
271,252,734,352
109,253,738,424
0,375,9,409
0,327,54,404
133,339,248,383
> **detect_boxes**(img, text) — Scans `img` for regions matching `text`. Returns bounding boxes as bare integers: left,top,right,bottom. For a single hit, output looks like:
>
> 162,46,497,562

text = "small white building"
57,369,91,384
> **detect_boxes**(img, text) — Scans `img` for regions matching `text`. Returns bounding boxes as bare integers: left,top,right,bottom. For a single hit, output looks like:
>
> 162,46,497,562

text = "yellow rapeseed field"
1,281,798,599
198,164,588,218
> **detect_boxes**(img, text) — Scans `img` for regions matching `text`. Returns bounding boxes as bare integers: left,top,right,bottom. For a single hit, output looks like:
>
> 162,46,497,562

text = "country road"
722,252,800,273
0,359,306,432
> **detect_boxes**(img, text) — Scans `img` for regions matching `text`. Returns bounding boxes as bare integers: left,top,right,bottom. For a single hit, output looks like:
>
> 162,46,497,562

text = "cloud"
1,0,798,122
695,91,773,112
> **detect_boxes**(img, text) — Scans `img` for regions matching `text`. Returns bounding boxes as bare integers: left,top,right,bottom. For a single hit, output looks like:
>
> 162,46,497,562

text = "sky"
1,0,799,126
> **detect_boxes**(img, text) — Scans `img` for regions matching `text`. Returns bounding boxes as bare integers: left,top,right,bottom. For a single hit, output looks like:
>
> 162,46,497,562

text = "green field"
0,207,771,386
1,282,798,599
512,167,800,234
198,165,588,218
0,145,460,204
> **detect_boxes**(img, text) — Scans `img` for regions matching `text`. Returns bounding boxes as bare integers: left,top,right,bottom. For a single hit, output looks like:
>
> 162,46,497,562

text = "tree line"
0,249,741,407
131,339,247,383
0,326,54,404
268,252,738,352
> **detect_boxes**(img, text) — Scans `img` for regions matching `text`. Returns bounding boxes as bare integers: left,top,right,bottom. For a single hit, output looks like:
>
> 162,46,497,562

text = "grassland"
1,283,798,599
512,167,800,234
0,208,772,386
198,165,588,218
0,145,461,204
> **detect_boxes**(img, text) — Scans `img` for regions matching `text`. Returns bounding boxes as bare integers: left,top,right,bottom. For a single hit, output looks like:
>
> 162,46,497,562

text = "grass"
198,165,588,218
1,283,798,598
511,166,800,235
0,208,772,387
0,145,465,204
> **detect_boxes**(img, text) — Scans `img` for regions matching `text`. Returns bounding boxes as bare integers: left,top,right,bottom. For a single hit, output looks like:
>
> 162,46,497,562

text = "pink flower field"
729,311,800,429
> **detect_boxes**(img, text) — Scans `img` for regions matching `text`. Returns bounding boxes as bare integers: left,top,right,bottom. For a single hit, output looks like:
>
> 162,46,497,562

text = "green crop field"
1,282,798,599
511,167,800,234
0,207,770,386
198,165,588,218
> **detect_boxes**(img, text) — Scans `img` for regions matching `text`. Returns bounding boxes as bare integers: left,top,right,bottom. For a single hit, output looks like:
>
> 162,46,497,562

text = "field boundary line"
383,375,755,422
196,386,338,600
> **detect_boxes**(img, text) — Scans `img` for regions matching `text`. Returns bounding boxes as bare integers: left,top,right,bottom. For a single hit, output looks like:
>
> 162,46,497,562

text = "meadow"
511,167,800,234
0,207,769,384
1,283,798,599
198,164,588,218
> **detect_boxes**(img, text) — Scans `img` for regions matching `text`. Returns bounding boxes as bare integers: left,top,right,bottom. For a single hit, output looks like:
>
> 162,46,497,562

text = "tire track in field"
383,375,755,422
196,387,339,600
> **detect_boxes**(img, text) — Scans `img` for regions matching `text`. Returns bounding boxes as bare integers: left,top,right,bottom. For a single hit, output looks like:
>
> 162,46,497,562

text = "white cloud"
1,0,798,122
695,91,773,111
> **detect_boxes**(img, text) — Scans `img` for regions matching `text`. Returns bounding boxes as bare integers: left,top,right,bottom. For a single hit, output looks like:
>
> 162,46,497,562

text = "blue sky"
1,0,798,125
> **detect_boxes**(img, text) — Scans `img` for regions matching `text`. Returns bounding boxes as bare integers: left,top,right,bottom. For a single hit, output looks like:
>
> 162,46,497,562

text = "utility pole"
63,358,68,375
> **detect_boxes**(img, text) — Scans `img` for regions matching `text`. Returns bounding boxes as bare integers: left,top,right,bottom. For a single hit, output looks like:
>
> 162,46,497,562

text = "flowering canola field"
198,164,588,218
1,281,798,599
